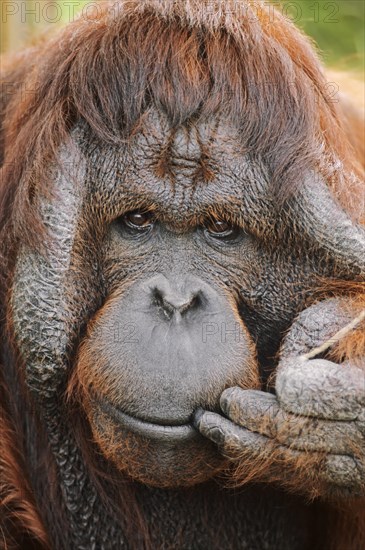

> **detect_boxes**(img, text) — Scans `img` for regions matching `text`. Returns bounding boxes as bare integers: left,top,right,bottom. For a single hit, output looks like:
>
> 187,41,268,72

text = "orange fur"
0,1,364,548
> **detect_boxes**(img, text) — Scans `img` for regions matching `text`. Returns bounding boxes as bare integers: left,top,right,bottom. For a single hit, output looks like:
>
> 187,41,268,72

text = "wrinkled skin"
2,2,365,548
12,113,365,496
196,299,365,498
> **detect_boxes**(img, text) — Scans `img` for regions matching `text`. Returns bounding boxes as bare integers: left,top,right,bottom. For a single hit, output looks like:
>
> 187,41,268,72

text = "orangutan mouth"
99,399,200,442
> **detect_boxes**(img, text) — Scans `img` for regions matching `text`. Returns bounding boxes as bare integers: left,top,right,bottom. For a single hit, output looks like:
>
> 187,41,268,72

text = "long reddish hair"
1,1,364,548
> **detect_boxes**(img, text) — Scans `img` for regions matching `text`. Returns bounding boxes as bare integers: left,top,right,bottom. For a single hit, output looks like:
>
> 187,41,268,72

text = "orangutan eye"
205,218,236,238
123,210,155,230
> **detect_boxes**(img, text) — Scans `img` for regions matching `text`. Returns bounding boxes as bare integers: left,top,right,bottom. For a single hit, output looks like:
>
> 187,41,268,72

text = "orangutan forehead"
130,110,244,183
75,112,271,225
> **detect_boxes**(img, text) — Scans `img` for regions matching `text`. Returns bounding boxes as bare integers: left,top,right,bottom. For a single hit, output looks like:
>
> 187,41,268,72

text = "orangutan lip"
98,399,198,441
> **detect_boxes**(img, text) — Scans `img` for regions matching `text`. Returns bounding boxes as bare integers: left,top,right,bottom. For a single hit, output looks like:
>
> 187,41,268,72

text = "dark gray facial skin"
10,111,365,545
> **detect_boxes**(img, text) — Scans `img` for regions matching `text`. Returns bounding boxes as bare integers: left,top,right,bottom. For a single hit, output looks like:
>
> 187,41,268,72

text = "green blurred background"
1,1,364,104
282,0,364,70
